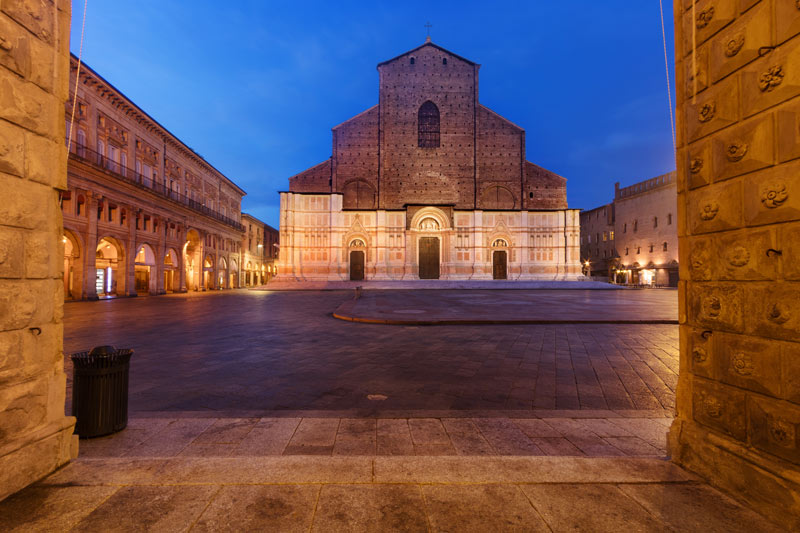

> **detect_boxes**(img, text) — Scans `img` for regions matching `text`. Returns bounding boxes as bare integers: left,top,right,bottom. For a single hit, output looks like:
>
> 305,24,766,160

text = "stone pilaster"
0,0,77,502
670,1,800,529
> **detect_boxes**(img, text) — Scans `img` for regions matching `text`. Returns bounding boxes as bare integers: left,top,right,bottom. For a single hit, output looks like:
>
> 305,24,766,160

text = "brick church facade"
277,39,582,281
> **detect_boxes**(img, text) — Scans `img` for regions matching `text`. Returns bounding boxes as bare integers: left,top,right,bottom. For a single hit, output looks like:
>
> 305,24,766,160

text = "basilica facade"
277,40,582,281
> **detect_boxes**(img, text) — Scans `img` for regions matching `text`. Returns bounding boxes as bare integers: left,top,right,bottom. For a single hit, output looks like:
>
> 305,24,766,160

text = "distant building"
63,55,247,300
580,171,678,286
277,39,581,282
241,214,279,285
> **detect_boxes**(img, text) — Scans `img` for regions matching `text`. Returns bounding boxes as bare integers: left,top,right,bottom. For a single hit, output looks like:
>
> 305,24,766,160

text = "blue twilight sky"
70,1,676,227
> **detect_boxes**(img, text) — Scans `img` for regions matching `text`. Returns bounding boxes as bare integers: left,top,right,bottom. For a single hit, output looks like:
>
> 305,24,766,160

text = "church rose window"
418,101,440,148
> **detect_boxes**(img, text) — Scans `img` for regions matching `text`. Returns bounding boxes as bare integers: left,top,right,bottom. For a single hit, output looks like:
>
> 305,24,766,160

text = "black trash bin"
70,345,133,438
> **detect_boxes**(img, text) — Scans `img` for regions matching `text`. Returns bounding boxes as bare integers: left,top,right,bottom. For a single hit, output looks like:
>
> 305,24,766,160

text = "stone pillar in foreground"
0,0,77,502
670,1,800,528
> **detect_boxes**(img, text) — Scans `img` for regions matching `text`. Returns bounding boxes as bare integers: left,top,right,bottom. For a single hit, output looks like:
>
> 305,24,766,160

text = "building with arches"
62,55,247,300
241,213,279,286
277,39,582,281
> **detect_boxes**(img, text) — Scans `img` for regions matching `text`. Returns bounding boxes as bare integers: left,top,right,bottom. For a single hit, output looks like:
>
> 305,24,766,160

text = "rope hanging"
67,0,89,153
659,0,676,154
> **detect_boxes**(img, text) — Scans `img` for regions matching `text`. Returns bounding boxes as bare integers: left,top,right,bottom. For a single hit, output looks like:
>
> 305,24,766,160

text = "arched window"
418,101,440,148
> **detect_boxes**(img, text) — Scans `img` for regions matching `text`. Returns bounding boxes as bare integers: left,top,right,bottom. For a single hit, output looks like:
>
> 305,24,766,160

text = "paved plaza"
1,289,787,531
64,290,679,414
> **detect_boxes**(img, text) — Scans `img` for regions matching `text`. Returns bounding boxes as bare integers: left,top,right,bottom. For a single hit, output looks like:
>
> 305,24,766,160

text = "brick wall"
671,0,800,528
0,0,76,501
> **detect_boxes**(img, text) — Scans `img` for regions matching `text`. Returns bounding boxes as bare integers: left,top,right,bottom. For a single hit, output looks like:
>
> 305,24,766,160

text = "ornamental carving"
703,295,722,318
725,142,748,162
797,0,800,9
492,238,509,248
690,158,703,174
760,181,788,208
768,417,795,448
692,346,708,363
698,102,716,123
731,352,754,376
767,302,791,324
700,201,719,220
690,246,711,278
725,35,744,57
349,239,365,248
727,245,750,267
759,66,784,92
703,395,724,418
419,217,440,231
697,7,715,29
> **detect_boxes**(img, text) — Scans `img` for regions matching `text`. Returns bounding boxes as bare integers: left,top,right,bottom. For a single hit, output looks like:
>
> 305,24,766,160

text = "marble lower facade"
276,193,583,281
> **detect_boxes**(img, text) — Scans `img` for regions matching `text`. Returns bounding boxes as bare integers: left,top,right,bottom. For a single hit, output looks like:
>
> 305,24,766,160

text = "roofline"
377,40,479,67
287,158,331,180
71,54,246,196
332,105,378,130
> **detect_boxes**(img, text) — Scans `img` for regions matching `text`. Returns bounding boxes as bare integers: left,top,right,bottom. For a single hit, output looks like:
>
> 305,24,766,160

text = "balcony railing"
68,143,245,232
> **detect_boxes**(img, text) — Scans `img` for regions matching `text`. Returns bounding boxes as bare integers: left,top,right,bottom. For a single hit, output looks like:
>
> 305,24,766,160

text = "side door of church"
350,250,365,281
493,250,507,280
418,237,440,279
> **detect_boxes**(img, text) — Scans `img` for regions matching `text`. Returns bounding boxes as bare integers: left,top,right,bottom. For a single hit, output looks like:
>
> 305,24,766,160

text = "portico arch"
183,229,202,291
62,230,81,300
218,256,228,288
229,257,238,288
134,243,156,294
163,248,179,293
203,254,214,290
96,236,125,297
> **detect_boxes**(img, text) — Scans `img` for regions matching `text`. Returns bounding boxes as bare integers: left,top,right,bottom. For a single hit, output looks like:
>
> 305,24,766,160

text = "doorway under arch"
96,237,124,297
164,248,179,293
62,231,81,300
183,229,202,291
218,256,228,289
135,243,156,294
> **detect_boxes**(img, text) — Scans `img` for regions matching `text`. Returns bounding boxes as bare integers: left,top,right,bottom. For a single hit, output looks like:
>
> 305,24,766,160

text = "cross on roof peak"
424,22,432,42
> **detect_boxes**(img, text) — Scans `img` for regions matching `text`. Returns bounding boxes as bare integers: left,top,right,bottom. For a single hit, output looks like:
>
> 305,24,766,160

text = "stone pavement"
63,291,679,414
263,279,620,290
334,288,678,324
0,452,785,532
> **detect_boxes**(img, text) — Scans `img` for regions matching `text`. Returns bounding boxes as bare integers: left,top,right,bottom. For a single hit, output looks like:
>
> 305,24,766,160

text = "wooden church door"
350,250,364,281
418,237,440,279
493,250,507,280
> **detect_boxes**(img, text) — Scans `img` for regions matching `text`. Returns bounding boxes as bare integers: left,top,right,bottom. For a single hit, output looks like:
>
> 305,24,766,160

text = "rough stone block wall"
670,0,800,528
476,105,523,209
0,0,76,502
333,105,378,208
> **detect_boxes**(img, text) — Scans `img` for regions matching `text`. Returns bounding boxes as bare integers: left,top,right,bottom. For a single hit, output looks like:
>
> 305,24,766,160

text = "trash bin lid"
89,345,117,356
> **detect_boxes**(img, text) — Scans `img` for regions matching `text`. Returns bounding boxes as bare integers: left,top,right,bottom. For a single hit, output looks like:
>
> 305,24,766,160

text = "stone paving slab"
64,291,679,413
0,456,786,532
334,289,678,325
75,415,672,459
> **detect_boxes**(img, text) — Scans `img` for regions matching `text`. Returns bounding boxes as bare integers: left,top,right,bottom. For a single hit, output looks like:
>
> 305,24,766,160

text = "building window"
602,231,607,242
637,246,641,254
654,216,658,228
663,242,668,251
442,58,447,65
587,234,591,243
625,247,629,255
410,57,415,65
623,223,627,233
667,213,673,225
610,231,615,240
418,101,440,148
76,130,86,157
649,244,654,252
633,220,638,232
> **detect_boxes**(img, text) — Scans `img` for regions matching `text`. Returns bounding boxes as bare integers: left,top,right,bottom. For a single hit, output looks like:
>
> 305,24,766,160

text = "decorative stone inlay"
690,158,703,174
698,102,716,123
697,7,715,29
731,352,754,376
700,201,719,220
768,417,795,448
760,181,788,208
726,245,750,267
725,142,748,162
690,246,711,278
767,302,791,324
692,346,708,363
759,66,784,92
703,295,722,318
725,35,745,57
703,395,724,418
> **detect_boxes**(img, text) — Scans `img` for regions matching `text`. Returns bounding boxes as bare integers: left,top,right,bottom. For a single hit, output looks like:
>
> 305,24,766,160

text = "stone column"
0,0,77,501
83,194,98,300
669,1,800,529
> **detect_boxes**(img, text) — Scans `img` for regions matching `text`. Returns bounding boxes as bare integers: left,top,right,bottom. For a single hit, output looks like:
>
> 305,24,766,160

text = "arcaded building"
241,213,279,286
580,171,678,286
63,55,246,299
277,39,582,281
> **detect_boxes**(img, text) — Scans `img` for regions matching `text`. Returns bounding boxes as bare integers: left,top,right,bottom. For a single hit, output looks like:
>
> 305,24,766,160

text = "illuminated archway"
96,237,124,297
